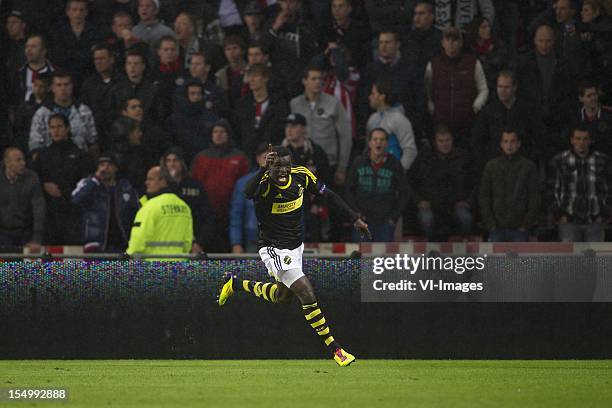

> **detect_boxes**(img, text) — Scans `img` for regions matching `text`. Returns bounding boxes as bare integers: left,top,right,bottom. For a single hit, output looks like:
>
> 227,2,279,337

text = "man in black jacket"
413,124,473,240
32,113,90,244
80,45,124,152
232,64,288,163
472,70,542,174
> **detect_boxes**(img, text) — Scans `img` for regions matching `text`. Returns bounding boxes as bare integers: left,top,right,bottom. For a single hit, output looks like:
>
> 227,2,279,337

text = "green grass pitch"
1,360,611,407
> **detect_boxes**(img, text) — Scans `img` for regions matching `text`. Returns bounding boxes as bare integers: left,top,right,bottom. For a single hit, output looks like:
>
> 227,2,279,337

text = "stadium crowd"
1,0,612,253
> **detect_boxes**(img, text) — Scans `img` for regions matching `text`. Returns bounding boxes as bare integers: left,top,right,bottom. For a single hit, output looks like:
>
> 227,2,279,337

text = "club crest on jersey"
298,185,304,197
283,255,292,265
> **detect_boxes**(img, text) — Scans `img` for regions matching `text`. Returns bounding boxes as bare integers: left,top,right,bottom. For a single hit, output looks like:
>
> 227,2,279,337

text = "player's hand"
354,218,371,240
264,144,277,169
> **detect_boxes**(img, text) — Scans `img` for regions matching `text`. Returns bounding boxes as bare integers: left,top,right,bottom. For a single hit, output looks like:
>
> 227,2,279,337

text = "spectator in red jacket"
190,119,249,251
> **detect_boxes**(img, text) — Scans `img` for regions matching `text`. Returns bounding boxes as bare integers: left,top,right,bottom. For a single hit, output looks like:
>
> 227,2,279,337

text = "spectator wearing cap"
111,115,160,196
281,113,333,241
291,65,352,186
242,1,265,42
80,45,125,152
345,127,411,242
0,147,45,252
132,0,175,51
72,152,140,253
48,0,103,91
11,34,56,114
434,0,495,31
232,63,288,162
4,10,28,80
32,114,90,244
425,26,489,148
162,147,216,254
173,52,229,118
325,0,370,69
191,119,249,252
29,71,99,156
166,81,219,164
229,143,269,253
366,79,418,170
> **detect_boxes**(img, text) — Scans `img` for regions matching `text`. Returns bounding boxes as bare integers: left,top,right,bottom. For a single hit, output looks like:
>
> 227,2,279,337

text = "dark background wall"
1,259,611,359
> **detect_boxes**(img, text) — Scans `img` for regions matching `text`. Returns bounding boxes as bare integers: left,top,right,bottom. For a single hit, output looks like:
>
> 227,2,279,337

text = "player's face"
270,155,292,184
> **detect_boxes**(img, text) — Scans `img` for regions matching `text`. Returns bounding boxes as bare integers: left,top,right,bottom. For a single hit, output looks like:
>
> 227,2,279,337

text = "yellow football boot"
333,348,356,367
217,273,235,306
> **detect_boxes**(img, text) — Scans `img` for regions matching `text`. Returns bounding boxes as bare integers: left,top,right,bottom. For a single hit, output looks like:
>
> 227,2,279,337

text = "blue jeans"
417,207,473,238
558,223,605,242
488,228,529,242
353,222,395,243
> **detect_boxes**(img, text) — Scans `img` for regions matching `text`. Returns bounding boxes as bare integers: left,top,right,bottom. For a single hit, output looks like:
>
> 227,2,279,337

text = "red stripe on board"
332,243,346,254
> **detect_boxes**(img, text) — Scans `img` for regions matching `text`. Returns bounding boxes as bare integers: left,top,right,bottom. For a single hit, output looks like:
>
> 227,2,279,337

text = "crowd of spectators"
1,0,612,253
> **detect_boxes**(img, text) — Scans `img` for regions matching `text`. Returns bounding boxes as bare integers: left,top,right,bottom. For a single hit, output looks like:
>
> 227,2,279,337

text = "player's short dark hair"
368,127,389,141
48,113,70,128
272,146,292,158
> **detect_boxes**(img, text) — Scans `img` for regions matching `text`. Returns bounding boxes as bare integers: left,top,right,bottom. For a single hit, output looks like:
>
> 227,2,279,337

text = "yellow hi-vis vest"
126,192,193,258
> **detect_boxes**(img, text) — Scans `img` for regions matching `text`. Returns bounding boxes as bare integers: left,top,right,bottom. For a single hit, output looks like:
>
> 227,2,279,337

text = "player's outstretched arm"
322,187,372,240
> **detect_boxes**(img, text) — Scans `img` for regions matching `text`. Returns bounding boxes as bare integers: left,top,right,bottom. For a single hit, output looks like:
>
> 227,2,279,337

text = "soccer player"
217,146,370,366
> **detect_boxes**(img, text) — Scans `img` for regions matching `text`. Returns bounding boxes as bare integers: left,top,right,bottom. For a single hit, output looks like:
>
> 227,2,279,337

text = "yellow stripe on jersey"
271,195,304,214
261,183,271,198
292,166,318,183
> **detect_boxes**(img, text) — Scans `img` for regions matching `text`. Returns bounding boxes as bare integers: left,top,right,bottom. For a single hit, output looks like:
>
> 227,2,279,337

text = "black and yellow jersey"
253,166,326,250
